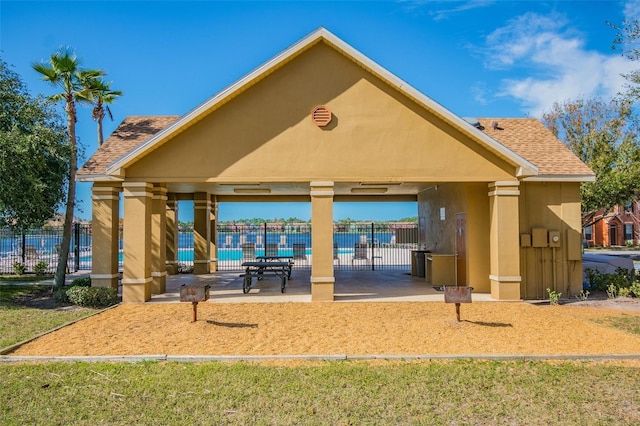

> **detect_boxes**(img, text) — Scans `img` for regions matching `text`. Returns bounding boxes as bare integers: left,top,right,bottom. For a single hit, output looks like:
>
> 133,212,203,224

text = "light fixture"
351,187,388,194
359,182,402,186
233,188,271,194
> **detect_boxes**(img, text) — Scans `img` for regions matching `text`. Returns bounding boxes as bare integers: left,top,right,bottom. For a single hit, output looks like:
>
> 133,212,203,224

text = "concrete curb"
2,353,640,363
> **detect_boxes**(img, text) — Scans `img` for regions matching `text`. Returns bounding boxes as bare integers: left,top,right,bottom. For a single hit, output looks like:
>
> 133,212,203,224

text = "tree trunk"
97,115,104,146
53,99,77,290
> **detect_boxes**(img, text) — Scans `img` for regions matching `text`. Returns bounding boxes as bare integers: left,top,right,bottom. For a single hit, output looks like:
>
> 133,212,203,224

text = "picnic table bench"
240,256,293,294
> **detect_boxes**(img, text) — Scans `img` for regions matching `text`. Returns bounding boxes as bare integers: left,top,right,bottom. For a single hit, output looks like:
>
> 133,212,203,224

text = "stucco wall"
124,42,515,183
417,183,491,292
519,182,583,298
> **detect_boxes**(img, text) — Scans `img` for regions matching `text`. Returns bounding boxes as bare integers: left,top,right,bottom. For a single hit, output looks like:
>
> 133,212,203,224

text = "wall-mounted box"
520,234,531,248
549,231,561,248
531,227,548,248
566,230,582,261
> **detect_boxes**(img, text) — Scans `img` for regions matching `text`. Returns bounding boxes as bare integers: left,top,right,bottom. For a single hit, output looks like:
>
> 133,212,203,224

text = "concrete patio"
148,269,497,304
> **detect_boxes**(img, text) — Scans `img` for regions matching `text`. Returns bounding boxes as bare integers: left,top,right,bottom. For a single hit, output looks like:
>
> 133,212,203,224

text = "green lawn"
596,314,640,336
0,285,98,350
0,360,638,425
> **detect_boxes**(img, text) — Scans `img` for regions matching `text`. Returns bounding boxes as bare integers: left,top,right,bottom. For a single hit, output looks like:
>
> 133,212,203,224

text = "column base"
193,260,211,275
122,278,152,303
311,277,335,302
490,276,521,300
209,259,218,273
151,271,167,294
90,274,119,290
166,261,179,275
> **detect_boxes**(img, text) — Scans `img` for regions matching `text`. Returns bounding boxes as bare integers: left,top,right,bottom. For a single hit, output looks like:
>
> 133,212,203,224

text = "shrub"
631,281,640,298
66,286,119,307
12,262,26,276
606,284,618,299
70,277,91,287
53,287,70,304
618,287,632,297
33,261,48,276
177,263,193,274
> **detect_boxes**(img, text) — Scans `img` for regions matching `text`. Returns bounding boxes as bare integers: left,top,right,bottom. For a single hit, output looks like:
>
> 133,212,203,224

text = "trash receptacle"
413,251,425,278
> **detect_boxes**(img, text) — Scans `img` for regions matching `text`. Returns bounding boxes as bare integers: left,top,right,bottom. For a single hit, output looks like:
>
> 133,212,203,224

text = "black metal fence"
0,223,92,275
0,222,418,275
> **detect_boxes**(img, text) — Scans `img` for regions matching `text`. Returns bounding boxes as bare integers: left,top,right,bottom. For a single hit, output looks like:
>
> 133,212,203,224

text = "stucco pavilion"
78,28,594,303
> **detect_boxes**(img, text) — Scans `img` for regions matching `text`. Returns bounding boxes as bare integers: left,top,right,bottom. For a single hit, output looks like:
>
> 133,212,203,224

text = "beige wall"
519,182,583,298
418,183,491,292
125,42,515,183
418,181,583,298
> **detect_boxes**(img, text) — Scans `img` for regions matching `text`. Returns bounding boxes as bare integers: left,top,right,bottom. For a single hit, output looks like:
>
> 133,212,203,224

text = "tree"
85,77,121,146
33,49,104,289
542,97,640,227
0,58,69,231
609,19,640,99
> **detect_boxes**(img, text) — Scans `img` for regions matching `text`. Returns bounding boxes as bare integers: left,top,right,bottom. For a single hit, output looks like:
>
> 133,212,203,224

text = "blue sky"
1,0,637,222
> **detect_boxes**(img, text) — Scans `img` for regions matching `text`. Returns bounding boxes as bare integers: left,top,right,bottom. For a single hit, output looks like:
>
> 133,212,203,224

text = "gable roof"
99,27,538,179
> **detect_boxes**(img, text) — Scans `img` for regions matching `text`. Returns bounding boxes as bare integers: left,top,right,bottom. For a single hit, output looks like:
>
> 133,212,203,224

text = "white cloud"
624,0,640,19
399,0,495,20
480,11,636,117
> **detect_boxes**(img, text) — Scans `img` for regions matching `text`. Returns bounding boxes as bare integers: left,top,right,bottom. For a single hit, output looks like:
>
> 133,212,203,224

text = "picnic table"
241,256,293,294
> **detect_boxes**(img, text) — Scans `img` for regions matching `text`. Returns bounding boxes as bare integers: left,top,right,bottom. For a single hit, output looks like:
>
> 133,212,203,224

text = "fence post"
74,222,80,272
371,222,375,271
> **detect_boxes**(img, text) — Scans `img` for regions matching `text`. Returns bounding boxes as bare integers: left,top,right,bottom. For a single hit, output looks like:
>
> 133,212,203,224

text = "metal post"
264,222,267,255
371,222,375,271
192,301,198,322
73,222,80,272
455,303,461,322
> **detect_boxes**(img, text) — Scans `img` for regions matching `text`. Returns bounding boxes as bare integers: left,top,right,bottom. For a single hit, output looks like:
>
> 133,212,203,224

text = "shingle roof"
477,118,594,178
78,116,594,180
78,116,179,176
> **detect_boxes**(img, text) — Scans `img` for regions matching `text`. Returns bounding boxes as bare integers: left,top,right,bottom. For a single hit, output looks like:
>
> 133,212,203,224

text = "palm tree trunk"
97,116,104,146
53,99,77,290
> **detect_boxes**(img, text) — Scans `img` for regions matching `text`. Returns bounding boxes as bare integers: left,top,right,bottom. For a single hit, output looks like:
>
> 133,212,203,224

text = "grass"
1,285,639,424
0,360,639,425
0,285,98,350
0,275,53,282
596,314,640,336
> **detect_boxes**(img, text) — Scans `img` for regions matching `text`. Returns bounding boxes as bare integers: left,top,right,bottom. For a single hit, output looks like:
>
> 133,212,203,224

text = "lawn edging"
2,353,640,363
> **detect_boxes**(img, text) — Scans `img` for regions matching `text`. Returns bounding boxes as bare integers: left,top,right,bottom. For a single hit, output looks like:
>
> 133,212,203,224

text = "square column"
193,192,211,275
90,183,121,289
310,181,335,301
209,195,218,272
151,185,167,294
488,181,521,300
122,182,153,302
165,194,179,275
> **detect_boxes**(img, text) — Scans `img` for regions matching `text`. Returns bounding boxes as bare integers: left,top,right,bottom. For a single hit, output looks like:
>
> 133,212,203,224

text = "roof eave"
522,174,596,182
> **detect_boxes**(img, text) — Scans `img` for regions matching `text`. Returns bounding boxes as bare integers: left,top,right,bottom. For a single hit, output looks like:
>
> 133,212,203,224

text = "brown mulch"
9,300,640,357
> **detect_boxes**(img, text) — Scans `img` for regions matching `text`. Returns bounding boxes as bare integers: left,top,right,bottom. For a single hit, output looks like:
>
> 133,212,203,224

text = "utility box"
531,227,548,248
549,231,561,248
520,234,531,248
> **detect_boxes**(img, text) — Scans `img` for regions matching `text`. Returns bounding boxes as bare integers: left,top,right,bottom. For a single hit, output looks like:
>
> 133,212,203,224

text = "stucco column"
151,185,167,294
122,182,153,302
310,181,334,301
209,195,218,272
165,194,179,275
488,181,521,300
193,192,211,275
90,183,121,290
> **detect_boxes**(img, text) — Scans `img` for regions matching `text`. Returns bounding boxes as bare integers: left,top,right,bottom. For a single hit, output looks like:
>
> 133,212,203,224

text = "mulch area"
9,300,640,357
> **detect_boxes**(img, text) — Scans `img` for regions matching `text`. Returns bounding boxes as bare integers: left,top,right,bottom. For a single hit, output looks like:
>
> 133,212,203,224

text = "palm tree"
86,78,122,146
33,48,104,290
